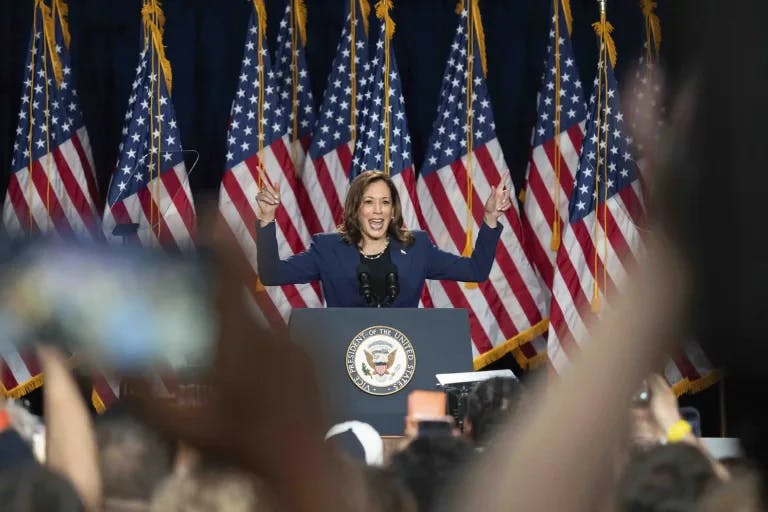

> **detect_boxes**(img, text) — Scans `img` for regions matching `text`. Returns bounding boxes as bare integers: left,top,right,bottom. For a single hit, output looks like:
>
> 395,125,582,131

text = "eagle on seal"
365,349,397,376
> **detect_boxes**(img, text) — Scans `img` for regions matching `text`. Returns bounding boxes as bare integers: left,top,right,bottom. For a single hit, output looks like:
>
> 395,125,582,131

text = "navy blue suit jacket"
256,221,503,307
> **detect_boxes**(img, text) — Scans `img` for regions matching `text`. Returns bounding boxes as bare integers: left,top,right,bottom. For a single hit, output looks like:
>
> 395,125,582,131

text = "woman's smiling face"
357,179,393,243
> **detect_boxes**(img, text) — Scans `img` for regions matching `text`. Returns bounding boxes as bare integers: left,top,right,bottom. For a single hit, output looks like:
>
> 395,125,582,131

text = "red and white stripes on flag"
1,0,102,401
418,143,549,368
3,0,101,240
1,346,43,399
4,126,101,239
90,366,180,413
102,4,196,250
218,2,323,330
102,164,196,250
548,16,718,396
521,0,586,292
272,0,323,239
301,0,371,232
219,154,324,329
546,20,647,372
417,3,548,369
546,181,647,372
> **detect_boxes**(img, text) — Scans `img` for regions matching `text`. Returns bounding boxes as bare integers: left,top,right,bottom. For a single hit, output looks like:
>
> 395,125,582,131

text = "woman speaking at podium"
255,170,511,307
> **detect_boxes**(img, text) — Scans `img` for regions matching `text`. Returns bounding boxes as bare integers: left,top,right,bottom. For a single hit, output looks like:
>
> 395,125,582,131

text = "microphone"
112,223,140,246
383,265,399,307
357,263,376,307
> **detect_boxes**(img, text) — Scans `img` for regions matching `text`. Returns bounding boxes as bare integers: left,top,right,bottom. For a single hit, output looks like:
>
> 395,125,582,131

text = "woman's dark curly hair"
338,170,415,247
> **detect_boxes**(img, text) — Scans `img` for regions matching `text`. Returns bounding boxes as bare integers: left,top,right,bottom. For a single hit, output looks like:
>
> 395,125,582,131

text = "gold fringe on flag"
454,0,487,76
375,0,396,39
592,20,617,69
294,0,308,46
360,0,371,37
27,1,40,231
251,1,267,183
350,0,360,143
375,0,395,176
252,0,267,43
472,318,550,370
52,0,71,49
671,371,722,397
471,0,487,76
461,0,475,268
561,0,573,36
91,390,106,414
1,374,45,399
550,0,567,251
142,2,173,93
640,0,662,57
141,0,167,31
38,1,65,86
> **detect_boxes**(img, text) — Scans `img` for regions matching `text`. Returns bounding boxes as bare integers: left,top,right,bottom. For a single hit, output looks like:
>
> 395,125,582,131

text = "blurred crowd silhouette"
2,1,768,511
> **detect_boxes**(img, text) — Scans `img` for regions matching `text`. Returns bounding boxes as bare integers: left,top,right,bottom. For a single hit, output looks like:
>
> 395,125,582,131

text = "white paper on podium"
435,369,517,386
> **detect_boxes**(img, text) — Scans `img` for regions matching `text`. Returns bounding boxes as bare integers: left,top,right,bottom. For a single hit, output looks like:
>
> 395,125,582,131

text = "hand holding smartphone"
0,240,215,373
405,390,455,438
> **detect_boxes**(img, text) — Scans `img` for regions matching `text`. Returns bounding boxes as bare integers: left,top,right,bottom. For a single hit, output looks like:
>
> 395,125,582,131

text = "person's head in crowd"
389,435,474,512
616,443,717,512
0,462,84,512
339,170,414,247
464,377,525,447
361,465,418,512
149,462,275,512
95,406,175,504
325,420,384,466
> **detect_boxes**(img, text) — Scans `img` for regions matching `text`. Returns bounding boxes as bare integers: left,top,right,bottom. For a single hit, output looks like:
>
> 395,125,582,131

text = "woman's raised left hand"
483,178,512,228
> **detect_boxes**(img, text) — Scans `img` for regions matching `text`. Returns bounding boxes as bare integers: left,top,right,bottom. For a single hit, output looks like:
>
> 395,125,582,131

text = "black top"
358,245,393,306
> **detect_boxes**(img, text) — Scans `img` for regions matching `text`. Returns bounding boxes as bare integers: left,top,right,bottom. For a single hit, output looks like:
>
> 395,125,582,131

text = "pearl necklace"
360,240,389,259
360,248,387,260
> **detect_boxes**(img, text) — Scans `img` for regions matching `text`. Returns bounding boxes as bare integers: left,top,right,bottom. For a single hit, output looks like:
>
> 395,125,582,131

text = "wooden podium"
288,308,472,435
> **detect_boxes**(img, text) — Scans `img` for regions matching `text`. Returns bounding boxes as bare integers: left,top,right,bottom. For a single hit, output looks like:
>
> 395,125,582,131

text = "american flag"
301,0,370,231
351,9,420,232
217,2,323,330
416,2,548,369
1,0,101,400
626,9,719,395
272,0,322,237
0,343,44,400
626,1,664,187
91,370,122,412
102,8,196,249
546,32,647,372
548,44,718,392
521,0,586,292
3,0,100,239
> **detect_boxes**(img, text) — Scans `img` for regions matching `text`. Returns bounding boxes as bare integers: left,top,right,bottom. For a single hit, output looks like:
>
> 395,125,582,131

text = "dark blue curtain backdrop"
1,0,694,203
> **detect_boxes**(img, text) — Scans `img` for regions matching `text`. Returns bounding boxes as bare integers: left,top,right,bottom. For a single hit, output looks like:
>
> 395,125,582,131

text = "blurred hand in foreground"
125,213,344,512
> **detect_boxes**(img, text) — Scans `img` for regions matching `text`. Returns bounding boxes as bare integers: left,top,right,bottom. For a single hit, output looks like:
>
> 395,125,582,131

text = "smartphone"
0,239,215,372
416,420,453,438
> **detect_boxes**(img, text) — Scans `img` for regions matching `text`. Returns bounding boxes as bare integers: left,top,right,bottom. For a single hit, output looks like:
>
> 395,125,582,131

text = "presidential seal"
346,326,416,396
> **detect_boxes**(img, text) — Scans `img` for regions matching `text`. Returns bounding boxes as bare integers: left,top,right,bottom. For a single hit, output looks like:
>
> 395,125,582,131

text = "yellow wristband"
666,419,692,443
